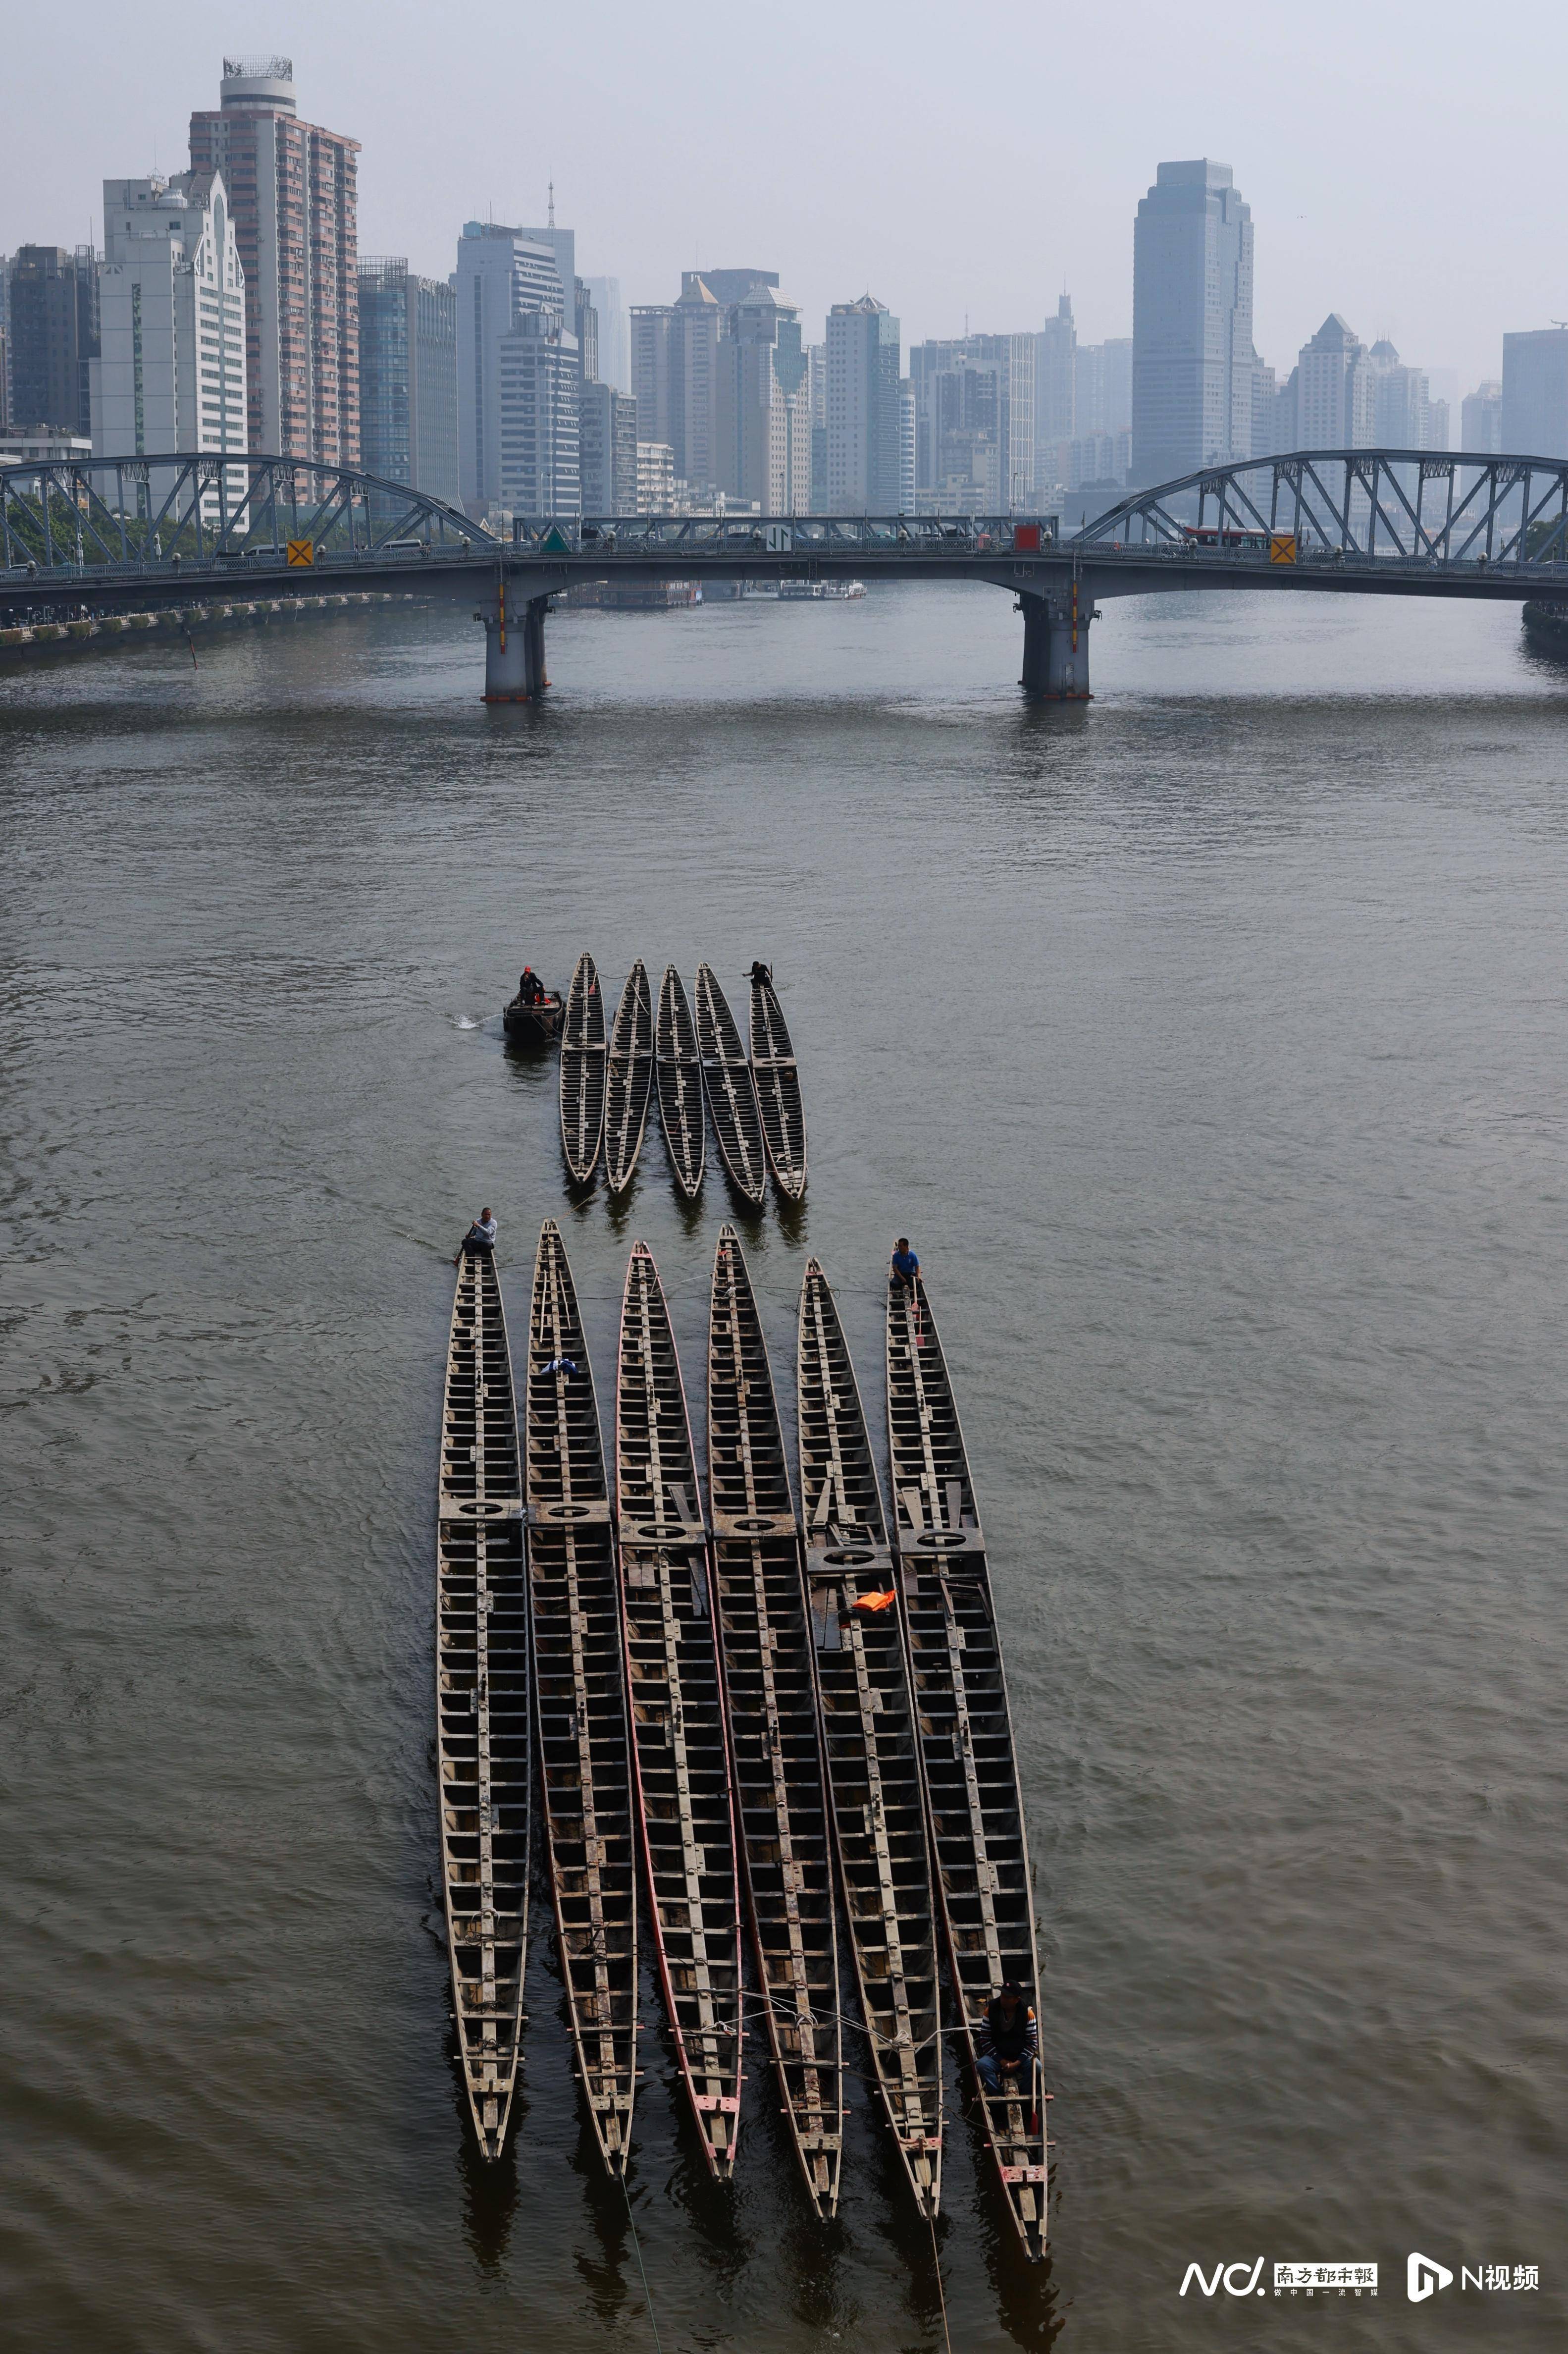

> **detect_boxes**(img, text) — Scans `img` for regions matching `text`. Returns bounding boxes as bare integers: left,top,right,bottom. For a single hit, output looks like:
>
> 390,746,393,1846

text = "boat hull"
604,962,655,1194
560,953,607,1184
695,964,767,1206
749,971,807,1200
655,966,705,1199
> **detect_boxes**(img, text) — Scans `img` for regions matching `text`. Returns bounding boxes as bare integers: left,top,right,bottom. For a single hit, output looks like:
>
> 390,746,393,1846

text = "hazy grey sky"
4,0,1560,392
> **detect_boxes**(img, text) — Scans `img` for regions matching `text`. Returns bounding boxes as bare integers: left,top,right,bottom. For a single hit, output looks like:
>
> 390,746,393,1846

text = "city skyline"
1,0,1562,399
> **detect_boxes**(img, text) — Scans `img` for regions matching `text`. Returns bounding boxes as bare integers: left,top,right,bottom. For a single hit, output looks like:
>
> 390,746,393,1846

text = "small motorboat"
503,968,564,1045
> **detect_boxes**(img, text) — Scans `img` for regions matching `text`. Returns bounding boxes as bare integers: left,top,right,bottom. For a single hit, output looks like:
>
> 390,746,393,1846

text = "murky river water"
2,585,1565,2353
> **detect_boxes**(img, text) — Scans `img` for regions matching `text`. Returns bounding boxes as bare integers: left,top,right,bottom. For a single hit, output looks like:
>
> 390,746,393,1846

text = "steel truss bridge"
4,449,1568,702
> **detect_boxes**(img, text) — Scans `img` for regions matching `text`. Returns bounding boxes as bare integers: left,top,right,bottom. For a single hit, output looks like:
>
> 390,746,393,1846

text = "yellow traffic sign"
286,538,314,567
1269,533,1297,565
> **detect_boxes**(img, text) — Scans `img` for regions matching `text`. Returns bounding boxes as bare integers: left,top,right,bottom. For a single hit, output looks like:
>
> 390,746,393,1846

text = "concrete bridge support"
1019,584,1093,700
480,584,549,702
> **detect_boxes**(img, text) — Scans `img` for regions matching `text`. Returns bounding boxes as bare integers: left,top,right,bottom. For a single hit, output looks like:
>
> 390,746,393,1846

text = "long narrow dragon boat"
749,966,807,1201
796,1258,942,2219
694,964,767,1208
655,965,705,1201
603,961,655,1195
886,1265,1047,2260
437,1245,530,2159
615,1243,743,2175
707,1226,842,2217
526,1221,638,2173
560,952,607,1185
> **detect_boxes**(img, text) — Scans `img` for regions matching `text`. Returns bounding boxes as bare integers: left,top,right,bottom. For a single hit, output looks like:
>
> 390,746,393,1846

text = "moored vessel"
560,953,607,1184
437,1244,530,2159
797,1256,942,2218
615,1243,743,2176
526,1221,638,2174
604,961,655,1194
708,1226,842,2216
748,963,807,1201
886,1261,1047,2259
694,963,767,1207
655,965,705,1200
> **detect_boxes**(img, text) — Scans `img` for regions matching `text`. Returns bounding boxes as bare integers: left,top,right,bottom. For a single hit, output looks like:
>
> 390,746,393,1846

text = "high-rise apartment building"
580,379,638,512
1461,381,1503,453
1502,330,1568,459
91,172,247,492
1073,337,1132,439
826,295,901,512
637,439,675,510
630,274,725,489
0,257,11,430
8,245,99,433
584,277,628,394
1035,294,1075,485
909,334,1034,509
808,342,827,511
1366,339,1431,448
455,221,577,518
1131,159,1253,484
1295,315,1374,448
1249,353,1277,458
712,281,811,511
189,56,360,464
357,257,458,504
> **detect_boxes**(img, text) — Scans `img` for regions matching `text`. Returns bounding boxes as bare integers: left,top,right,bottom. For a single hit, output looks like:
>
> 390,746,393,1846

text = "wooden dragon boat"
437,1245,530,2159
603,961,655,1195
560,952,607,1185
694,964,767,1208
707,1226,842,2217
796,1257,942,2220
615,1243,743,2176
526,1221,638,2174
749,965,807,1201
655,965,705,1201
886,1264,1047,2260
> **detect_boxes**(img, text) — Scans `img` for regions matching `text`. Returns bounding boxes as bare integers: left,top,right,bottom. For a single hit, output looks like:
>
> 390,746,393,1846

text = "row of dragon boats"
506,955,807,1204
437,1223,1048,2258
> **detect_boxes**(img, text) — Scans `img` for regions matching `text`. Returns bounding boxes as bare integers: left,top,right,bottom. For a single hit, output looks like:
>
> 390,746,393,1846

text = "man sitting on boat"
976,1980,1038,2099
749,960,772,986
518,967,547,1006
890,1238,920,1295
454,1208,497,1264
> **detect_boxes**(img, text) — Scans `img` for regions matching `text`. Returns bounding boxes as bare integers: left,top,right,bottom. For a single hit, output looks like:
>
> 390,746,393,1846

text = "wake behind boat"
797,1257,942,2220
708,1226,842,2217
604,961,655,1194
749,964,807,1200
695,963,767,1207
437,1245,530,2160
615,1243,743,2177
886,1261,1047,2260
560,952,607,1184
655,965,705,1200
526,1221,638,2175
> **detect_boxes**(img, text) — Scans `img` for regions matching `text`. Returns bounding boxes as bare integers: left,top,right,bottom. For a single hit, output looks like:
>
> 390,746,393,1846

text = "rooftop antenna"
548,180,555,227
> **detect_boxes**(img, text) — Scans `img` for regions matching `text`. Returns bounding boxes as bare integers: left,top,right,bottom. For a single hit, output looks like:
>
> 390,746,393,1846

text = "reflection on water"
2,588,1566,2352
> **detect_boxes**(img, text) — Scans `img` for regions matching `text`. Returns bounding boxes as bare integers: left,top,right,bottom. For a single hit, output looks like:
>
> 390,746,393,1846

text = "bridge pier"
480,583,548,703
1019,585,1092,700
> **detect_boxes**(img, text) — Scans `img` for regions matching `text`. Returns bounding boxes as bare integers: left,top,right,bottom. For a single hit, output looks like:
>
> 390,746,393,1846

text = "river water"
2,586,1565,2354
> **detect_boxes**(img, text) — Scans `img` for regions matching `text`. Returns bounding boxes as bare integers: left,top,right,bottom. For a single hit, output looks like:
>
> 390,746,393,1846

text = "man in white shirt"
454,1209,498,1264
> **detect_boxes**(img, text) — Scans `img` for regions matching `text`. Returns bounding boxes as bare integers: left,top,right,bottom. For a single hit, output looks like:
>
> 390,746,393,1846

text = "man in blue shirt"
890,1237,919,1296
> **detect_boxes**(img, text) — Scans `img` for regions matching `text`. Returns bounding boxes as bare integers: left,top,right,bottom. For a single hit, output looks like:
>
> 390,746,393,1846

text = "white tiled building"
91,171,247,513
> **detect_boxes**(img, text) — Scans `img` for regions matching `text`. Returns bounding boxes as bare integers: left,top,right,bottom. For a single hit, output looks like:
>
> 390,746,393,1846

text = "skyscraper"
455,221,578,518
579,378,638,512
189,56,360,464
826,295,901,513
91,171,247,488
1502,330,1568,459
909,335,1034,510
8,246,99,434
1461,382,1503,453
1295,315,1373,448
630,274,724,489
712,281,811,511
584,276,628,394
1035,294,1075,485
357,258,458,504
1131,159,1253,484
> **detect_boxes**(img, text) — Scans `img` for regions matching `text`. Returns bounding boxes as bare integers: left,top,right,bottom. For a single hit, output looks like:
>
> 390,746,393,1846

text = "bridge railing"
512,514,1058,558
1072,450,1568,575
